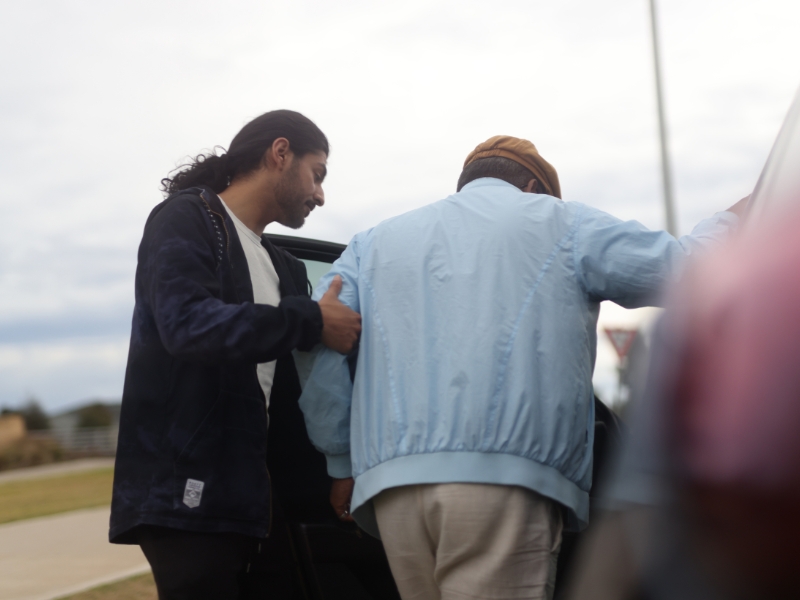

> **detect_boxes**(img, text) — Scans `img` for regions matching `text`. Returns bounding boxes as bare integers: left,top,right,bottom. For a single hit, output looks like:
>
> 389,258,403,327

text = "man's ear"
522,178,539,193
265,137,291,171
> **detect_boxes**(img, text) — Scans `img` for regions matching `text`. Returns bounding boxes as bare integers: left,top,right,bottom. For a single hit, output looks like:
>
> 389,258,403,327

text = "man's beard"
274,163,308,230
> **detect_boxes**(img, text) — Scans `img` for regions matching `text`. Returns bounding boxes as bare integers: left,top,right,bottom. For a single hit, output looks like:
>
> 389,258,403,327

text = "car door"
747,86,800,222
265,233,401,600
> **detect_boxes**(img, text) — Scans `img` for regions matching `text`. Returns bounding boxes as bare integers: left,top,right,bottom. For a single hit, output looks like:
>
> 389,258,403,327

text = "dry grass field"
0,467,113,524
57,572,157,600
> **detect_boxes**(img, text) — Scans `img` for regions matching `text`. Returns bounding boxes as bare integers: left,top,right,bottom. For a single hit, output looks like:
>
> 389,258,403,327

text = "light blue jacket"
298,178,737,536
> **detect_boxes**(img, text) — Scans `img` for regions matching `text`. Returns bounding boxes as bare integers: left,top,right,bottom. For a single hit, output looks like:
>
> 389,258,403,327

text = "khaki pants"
374,483,562,600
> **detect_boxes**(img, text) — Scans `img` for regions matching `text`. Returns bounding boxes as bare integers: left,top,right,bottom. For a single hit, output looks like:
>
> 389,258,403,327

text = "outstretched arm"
574,203,740,308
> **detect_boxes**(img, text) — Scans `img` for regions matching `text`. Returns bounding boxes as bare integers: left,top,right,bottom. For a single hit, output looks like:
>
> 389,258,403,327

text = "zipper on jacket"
200,202,231,256
213,208,231,257
201,193,246,303
200,194,231,265
266,467,273,537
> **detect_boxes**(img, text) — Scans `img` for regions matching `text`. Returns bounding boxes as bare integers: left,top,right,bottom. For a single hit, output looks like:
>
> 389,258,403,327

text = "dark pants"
138,524,301,600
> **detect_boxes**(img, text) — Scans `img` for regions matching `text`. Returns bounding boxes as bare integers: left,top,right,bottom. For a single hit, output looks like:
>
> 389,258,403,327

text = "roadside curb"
42,563,151,600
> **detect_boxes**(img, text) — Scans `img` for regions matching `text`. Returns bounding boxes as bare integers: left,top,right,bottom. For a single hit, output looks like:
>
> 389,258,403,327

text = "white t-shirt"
220,198,281,414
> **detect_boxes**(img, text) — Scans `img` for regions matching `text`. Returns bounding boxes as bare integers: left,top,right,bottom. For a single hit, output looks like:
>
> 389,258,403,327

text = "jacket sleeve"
140,195,322,364
297,237,363,479
573,205,739,308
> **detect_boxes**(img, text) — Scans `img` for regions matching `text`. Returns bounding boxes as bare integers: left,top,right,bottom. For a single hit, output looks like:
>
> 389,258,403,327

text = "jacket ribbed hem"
109,512,269,545
349,451,589,538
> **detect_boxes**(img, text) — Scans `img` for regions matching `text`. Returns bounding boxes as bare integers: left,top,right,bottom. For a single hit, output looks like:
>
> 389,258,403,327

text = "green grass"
57,572,157,600
0,467,114,525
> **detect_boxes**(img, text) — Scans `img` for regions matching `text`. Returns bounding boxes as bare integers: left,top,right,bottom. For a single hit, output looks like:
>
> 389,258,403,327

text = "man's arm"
141,196,357,363
298,237,363,485
573,203,740,308
318,276,361,354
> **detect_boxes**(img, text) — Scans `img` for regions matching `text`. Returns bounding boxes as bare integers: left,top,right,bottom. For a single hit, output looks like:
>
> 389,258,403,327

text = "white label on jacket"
183,479,204,508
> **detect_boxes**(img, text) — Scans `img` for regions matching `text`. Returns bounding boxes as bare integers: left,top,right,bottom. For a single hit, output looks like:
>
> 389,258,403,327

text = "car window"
303,259,334,294
749,87,800,221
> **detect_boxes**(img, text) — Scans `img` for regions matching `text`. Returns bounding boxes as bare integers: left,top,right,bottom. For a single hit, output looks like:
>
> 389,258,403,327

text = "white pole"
648,0,678,236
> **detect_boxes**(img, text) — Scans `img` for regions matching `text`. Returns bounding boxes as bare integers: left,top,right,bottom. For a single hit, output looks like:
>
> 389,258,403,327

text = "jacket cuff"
326,453,353,479
302,299,324,350
283,296,323,351
716,210,740,227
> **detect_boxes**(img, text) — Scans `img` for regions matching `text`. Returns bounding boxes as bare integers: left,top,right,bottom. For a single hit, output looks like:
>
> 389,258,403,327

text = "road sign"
604,328,638,360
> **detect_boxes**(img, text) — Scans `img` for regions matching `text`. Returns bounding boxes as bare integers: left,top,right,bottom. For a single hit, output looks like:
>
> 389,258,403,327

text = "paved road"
0,460,149,599
0,506,149,600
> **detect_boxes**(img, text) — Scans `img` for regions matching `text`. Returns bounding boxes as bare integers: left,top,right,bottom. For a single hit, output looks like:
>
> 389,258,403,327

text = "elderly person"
299,136,744,600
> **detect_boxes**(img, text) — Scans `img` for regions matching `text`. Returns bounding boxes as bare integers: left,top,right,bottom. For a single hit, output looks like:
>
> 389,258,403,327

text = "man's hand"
726,195,751,218
331,477,355,522
318,275,361,354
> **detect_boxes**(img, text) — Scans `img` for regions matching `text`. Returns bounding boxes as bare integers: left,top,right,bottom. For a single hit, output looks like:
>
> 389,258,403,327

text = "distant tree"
20,400,50,430
77,403,113,428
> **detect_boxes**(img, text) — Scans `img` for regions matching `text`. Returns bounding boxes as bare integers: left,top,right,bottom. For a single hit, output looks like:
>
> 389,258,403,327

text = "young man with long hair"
110,110,361,599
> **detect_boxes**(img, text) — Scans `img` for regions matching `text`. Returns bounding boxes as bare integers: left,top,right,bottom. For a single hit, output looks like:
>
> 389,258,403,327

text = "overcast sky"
2,0,799,413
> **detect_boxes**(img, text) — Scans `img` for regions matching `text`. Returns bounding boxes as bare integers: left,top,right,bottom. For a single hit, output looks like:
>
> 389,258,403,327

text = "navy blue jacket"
110,187,323,543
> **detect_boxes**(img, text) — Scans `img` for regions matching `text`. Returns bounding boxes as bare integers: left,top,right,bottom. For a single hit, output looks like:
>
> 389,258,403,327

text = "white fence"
30,426,118,455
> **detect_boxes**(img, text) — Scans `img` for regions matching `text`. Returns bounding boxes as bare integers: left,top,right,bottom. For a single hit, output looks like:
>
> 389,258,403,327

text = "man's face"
274,150,327,229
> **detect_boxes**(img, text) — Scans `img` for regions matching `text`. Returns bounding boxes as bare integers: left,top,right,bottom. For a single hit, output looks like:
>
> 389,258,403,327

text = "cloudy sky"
2,0,799,413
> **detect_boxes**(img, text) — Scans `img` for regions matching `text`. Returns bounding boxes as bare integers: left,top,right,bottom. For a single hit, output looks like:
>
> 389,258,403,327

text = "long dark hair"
161,109,329,195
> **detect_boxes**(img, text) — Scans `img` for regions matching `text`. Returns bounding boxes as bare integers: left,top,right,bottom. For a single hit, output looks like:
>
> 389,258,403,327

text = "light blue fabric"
298,178,738,536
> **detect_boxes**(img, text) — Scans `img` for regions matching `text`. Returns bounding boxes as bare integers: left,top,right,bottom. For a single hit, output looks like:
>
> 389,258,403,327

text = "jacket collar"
459,177,519,192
